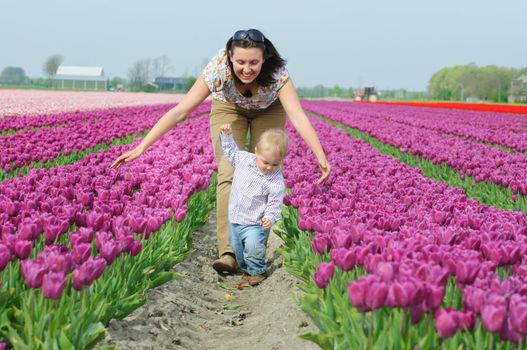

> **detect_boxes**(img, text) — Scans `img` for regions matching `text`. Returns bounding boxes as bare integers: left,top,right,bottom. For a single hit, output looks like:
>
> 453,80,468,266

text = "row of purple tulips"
282,115,527,344
302,101,527,195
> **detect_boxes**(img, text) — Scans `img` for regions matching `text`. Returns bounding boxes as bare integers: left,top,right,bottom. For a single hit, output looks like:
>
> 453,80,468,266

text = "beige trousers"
210,99,286,257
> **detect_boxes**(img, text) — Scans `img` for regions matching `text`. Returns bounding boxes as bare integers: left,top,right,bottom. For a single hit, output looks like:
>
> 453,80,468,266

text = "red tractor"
354,86,379,102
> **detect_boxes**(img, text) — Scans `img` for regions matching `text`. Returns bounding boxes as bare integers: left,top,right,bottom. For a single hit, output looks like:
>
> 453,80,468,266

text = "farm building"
53,66,108,91
154,77,188,91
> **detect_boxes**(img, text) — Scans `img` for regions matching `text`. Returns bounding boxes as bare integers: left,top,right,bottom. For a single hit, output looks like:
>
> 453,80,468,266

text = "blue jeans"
228,223,268,276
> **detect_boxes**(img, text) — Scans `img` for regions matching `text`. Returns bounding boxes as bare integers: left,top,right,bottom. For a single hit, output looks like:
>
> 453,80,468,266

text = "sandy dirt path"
100,209,320,350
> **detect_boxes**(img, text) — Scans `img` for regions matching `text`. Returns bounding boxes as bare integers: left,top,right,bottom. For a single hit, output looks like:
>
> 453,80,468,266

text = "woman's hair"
226,30,287,87
256,128,289,159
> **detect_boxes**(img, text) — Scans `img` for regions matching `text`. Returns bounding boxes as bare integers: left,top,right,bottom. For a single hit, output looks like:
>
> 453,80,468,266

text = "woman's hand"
220,123,232,135
110,146,144,169
316,158,331,184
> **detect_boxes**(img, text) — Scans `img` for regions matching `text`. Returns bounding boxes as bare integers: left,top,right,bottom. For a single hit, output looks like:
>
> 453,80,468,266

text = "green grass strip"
308,112,527,216
0,123,70,137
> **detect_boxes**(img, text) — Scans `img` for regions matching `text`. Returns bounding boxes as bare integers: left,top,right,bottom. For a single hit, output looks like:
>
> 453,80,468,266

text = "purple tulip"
72,243,92,265
146,216,162,235
313,262,335,289
18,221,39,241
365,281,388,309
14,240,32,260
20,260,46,288
2,223,15,236
0,244,11,272
311,235,331,255
130,216,147,233
72,268,86,290
117,235,135,253
425,285,445,311
99,239,121,265
455,260,480,285
43,252,72,274
377,262,395,282
349,279,368,309
86,212,105,231
330,248,355,271
95,231,112,251
81,256,107,286
481,304,507,333
411,305,425,324
175,208,187,223
435,308,458,338
43,222,62,245
350,224,366,243
509,295,527,334
42,272,67,299
455,310,476,331
130,240,142,256
463,286,485,313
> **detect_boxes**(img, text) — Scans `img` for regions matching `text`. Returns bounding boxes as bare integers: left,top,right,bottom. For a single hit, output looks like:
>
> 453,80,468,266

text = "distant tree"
127,59,152,91
152,55,173,78
0,66,27,85
428,64,525,102
329,84,343,97
43,54,63,85
111,76,126,90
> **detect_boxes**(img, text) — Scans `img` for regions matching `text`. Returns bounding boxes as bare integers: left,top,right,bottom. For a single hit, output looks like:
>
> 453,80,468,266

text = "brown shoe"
212,253,239,274
247,273,267,286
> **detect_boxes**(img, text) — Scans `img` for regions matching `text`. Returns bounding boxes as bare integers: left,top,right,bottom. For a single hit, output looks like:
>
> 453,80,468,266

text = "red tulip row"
372,101,527,115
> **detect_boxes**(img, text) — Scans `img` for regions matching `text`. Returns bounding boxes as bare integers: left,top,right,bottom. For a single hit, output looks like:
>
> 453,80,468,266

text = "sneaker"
247,273,267,286
212,253,240,274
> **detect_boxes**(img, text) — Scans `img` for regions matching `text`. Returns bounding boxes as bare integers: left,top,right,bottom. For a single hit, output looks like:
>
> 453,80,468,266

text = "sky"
0,0,525,91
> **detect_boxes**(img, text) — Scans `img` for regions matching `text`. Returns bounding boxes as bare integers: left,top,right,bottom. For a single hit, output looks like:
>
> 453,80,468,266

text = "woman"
111,29,331,274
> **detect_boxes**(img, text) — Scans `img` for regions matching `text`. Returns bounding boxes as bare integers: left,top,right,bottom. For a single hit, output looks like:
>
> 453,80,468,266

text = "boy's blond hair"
256,128,289,159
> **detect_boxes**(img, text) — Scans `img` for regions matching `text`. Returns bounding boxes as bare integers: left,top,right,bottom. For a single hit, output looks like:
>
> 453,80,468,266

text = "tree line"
428,64,527,103
1,56,526,102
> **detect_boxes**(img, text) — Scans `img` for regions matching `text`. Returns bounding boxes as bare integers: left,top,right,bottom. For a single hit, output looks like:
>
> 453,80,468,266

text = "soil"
100,209,320,350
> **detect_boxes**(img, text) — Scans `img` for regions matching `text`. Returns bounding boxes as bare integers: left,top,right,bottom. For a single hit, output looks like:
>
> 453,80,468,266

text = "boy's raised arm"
219,124,240,167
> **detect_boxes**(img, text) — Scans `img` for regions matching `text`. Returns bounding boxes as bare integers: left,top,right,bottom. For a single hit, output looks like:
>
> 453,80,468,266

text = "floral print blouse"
201,48,289,110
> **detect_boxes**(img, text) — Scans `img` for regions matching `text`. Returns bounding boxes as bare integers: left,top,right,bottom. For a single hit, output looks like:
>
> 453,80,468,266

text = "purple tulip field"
277,101,527,349
0,94,216,349
2,92,527,349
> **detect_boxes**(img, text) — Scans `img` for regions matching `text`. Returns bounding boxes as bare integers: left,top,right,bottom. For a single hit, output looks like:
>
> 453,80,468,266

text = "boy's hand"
220,124,232,135
262,218,271,230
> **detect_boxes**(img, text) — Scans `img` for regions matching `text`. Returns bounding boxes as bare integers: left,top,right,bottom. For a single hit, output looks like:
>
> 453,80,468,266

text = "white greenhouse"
53,66,107,91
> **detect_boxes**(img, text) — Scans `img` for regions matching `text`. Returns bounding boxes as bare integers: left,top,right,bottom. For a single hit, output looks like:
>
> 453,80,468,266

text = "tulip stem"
368,311,374,350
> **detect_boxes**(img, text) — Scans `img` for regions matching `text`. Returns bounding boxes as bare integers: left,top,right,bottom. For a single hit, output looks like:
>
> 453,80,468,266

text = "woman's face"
229,47,264,85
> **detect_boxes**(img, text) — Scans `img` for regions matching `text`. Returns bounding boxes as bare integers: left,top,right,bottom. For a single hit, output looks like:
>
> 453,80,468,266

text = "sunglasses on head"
232,29,265,43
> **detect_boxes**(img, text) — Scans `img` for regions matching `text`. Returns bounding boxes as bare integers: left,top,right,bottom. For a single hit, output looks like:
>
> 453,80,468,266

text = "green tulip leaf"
150,271,184,289
300,331,334,350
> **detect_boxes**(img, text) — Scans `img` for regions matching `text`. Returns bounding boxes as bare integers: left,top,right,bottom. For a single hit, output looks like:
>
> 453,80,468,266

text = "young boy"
219,123,288,286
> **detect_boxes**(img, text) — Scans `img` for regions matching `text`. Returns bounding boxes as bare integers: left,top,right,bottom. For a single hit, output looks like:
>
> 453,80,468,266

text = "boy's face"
255,146,282,174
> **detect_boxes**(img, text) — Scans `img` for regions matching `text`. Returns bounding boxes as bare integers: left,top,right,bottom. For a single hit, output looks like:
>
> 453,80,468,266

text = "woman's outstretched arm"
278,79,331,183
111,77,211,169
